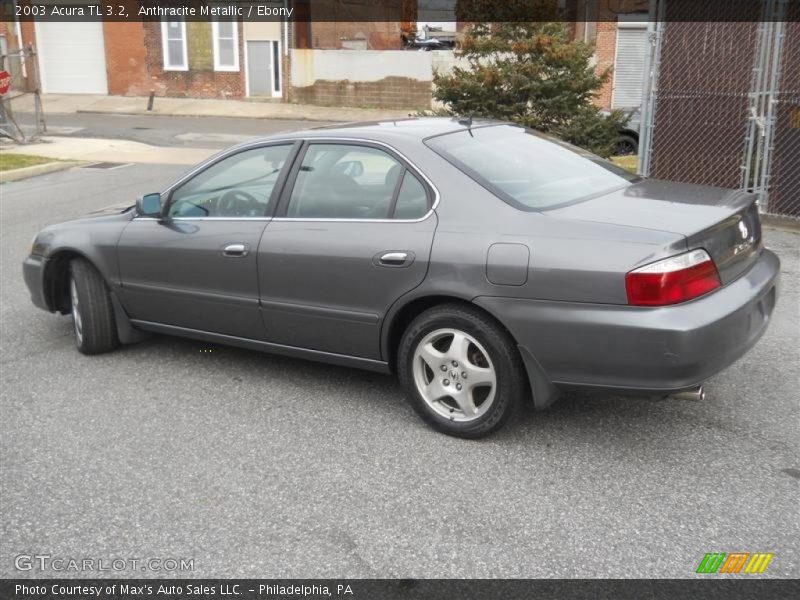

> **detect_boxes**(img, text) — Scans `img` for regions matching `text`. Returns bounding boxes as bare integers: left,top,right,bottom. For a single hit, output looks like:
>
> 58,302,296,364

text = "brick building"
572,0,651,112
0,1,417,100
1,0,650,113
0,17,271,99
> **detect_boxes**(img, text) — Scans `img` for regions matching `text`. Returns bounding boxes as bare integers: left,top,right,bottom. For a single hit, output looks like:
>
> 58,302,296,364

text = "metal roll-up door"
612,19,648,110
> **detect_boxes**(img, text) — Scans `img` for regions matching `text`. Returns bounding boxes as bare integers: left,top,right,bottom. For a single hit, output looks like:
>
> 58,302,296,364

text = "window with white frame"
212,21,239,71
161,21,188,71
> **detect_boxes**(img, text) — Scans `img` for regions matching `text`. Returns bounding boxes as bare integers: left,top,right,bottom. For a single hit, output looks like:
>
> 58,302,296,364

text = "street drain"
82,162,130,170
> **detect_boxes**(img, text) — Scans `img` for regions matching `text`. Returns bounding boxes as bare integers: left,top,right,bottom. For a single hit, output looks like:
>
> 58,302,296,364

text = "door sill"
130,319,391,374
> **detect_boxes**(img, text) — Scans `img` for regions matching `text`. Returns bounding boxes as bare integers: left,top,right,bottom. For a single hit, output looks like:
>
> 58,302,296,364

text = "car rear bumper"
23,254,50,311
475,248,780,394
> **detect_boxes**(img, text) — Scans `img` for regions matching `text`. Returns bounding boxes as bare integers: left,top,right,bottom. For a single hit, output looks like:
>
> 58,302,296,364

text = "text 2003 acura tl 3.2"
23,119,780,438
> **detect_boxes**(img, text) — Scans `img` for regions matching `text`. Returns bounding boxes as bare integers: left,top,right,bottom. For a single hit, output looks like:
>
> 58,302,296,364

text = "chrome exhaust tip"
670,385,706,402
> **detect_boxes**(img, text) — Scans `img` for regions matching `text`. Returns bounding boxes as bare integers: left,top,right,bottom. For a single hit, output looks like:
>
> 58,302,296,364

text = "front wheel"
397,304,526,438
69,258,119,355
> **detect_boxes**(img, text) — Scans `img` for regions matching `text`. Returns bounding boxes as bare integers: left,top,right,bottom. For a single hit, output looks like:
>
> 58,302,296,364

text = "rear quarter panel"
380,141,687,356
395,142,686,304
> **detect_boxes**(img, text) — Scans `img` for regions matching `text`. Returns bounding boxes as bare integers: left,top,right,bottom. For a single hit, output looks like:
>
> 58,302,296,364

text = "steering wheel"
218,190,260,217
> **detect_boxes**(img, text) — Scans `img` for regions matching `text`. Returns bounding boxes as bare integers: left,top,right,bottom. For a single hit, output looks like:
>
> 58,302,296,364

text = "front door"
258,141,438,360
247,40,281,97
117,143,297,339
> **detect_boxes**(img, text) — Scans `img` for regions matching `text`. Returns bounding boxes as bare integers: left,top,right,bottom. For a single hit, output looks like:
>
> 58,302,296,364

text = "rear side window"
393,171,429,220
425,125,639,210
285,143,431,220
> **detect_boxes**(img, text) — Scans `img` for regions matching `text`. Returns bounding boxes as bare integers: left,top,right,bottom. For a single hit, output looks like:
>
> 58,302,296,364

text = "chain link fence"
0,45,46,143
641,0,800,219
768,5,800,218
648,19,759,189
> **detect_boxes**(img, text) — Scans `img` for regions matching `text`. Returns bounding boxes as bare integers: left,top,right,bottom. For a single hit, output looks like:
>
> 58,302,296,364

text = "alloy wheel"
412,328,497,422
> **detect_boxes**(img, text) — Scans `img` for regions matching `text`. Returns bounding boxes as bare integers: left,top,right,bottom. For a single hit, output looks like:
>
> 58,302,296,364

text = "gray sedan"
22,119,780,438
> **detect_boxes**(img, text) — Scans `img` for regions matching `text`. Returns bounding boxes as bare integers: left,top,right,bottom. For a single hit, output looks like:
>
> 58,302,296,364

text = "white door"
35,21,108,94
246,40,281,97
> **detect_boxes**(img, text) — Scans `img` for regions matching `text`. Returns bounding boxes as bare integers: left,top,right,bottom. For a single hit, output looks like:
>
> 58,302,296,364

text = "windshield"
425,124,640,210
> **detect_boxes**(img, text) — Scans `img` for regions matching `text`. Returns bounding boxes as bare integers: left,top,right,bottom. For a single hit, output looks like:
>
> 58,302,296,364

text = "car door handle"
222,243,249,257
377,251,412,267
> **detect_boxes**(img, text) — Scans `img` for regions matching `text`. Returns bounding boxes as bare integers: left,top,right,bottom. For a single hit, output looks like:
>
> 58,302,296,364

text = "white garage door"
35,21,108,94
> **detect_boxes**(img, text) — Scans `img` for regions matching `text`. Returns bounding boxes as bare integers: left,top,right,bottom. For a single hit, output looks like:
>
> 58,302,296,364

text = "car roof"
259,117,505,144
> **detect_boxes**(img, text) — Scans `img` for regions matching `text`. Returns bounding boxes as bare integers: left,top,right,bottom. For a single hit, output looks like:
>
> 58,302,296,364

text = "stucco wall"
291,49,432,87
290,49,462,109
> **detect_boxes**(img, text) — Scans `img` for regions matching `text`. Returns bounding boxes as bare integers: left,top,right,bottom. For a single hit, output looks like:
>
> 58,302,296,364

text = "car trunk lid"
548,179,762,284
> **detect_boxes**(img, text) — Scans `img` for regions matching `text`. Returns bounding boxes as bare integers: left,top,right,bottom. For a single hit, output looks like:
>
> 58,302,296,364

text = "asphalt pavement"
42,112,333,149
1,158,798,578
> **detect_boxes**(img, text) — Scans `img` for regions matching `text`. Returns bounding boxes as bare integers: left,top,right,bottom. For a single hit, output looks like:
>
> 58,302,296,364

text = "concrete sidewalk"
6,136,217,166
13,94,412,123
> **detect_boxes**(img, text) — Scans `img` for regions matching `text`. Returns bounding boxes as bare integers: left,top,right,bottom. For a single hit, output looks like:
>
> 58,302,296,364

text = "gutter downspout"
284,0,289,55
12,0,27,78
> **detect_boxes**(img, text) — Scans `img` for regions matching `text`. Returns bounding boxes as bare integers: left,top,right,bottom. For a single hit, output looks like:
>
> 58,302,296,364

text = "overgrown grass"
611,155,638,173
0,153,58,172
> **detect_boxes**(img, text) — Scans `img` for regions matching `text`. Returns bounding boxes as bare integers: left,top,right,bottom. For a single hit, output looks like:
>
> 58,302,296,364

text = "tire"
397,303,526,438
614,134,638,156
69,258,119,355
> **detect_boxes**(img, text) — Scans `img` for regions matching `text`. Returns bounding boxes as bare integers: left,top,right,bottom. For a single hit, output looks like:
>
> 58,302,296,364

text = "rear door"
118,142,298,339
257,140,438,360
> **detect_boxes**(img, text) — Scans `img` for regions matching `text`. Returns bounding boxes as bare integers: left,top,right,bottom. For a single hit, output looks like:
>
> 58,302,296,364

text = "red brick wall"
586,0,649,109
140,22,245,99
103,21,148,95
6,18,247,98
567,0,617,109
19,20,34,47
307,22,402,50
593,19,617,109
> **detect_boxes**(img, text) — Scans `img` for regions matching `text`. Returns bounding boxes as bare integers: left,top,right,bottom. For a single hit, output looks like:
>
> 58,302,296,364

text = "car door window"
286,144,405,219
168,145,293,218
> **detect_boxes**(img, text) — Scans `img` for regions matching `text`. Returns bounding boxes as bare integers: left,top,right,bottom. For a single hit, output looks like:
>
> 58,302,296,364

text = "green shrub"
432,22,629,157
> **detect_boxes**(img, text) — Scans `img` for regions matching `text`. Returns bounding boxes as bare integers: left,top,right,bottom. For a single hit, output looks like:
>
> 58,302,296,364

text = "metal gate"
0,45,46,143
639,0,800,219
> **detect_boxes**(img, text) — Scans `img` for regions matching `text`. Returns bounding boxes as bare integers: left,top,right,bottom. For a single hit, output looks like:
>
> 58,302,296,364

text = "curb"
75,109,343,123
73,103,414,123
0,160,84,183
762,213,800,231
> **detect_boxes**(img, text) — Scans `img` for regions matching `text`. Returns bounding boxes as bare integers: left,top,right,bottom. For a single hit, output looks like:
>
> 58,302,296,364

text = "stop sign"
0,71,10,95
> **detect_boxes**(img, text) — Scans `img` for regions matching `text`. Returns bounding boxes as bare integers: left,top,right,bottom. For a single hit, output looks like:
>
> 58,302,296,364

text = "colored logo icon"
696,552,773,574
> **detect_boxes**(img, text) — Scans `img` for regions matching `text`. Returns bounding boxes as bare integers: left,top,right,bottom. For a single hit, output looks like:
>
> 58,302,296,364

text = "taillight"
625,250,721,306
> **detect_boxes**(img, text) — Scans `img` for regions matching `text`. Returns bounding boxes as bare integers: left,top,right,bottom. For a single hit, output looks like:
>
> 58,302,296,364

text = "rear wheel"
614,134,638,156
69,258,119,355
397,304,526,438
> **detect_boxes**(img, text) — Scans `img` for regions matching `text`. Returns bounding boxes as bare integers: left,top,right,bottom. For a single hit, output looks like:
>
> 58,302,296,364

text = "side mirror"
137,193,163,217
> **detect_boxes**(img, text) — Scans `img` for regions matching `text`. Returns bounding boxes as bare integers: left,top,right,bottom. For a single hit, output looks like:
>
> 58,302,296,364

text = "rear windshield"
425,124,640,210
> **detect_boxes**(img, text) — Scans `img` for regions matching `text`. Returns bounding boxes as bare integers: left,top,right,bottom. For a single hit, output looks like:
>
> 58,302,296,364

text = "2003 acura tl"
23,119,780,438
